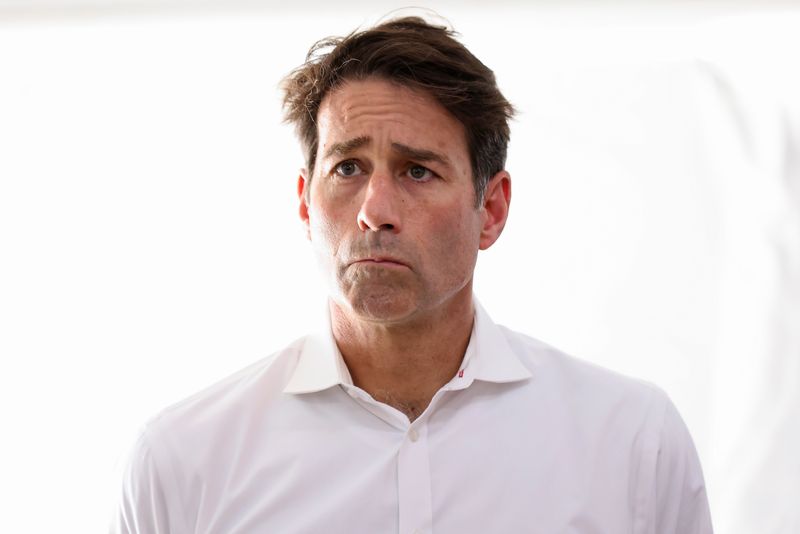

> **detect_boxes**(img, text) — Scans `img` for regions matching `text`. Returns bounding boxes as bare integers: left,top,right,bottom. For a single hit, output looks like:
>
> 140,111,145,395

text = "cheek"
424,206,481,272
308,195,355,255
309,209,338,254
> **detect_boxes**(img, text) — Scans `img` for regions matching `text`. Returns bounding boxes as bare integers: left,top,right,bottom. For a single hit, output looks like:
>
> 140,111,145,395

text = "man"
115,16,713,533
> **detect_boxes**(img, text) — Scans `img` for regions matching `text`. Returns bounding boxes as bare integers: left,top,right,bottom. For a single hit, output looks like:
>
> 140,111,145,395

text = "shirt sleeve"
111,427,174,534
653,397,714,534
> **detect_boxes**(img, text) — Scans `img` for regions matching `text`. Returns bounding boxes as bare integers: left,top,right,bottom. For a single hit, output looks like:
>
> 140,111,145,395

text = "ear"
297,169,311,241
479,170,511,250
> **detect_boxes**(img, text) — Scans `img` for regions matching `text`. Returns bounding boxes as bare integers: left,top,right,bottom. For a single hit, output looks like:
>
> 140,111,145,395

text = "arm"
111,428,174,534
653,398,714,534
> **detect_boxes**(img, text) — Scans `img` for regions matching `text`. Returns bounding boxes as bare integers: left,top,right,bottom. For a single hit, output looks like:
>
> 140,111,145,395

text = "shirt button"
408,428,419,442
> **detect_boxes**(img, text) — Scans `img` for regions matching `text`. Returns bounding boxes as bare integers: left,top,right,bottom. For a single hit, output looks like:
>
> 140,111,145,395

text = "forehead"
316,77,469,163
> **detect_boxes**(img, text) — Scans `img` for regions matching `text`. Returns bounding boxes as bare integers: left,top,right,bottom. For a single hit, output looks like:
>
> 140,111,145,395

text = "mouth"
353,257,409,268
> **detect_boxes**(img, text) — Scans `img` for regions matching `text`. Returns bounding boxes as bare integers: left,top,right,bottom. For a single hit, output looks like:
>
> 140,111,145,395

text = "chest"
181,386,649,534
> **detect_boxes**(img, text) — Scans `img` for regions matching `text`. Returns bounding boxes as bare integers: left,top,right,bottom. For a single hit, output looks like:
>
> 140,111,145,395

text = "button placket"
397,423,432,534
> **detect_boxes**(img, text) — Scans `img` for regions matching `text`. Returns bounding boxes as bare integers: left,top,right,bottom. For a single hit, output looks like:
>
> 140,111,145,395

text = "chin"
342,286,419,323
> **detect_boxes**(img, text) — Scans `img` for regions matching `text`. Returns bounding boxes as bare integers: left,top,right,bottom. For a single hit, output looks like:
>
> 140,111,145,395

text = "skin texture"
298,77,511,421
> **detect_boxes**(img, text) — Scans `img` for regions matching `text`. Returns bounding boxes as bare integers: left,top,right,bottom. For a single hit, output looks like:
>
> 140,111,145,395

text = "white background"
0,1,798,532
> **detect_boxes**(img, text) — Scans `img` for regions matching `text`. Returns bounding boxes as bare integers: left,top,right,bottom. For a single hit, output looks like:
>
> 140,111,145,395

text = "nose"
357,171,402,233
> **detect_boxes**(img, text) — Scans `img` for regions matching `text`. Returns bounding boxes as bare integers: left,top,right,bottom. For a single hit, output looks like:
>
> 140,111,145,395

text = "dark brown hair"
281,16,515,205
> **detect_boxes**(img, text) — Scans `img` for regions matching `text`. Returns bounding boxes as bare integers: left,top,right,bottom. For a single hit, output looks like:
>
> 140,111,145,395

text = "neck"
330,288,475,422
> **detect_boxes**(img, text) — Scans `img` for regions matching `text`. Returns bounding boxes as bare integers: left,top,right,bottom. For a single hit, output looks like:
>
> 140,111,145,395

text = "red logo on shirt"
458,369,464,378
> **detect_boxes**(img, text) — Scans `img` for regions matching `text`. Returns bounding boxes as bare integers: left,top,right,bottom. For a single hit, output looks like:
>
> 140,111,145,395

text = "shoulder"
493,323,685,460
499,324,670,411
156,335,306,422
114,337,311,531
497,325,712,529
142,335,308,460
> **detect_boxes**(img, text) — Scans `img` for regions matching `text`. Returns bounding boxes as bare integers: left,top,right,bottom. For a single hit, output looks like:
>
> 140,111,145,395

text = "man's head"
281,16,514,206
282,16,514,323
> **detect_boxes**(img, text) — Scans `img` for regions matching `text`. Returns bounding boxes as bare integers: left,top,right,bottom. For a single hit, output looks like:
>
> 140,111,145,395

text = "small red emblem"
458,369,464,378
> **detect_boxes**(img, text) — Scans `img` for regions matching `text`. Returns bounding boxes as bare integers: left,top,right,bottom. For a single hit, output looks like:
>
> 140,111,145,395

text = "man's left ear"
479,171,511,250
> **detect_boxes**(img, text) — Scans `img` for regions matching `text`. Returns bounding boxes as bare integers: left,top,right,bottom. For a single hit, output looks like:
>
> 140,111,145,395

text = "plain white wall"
0,2,797,532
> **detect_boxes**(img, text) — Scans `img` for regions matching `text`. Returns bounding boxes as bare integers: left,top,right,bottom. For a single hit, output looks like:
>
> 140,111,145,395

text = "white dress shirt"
114,299,712,534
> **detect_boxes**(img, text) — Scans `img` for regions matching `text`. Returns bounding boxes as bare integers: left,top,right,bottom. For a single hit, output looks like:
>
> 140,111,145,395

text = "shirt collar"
283,296,532,395
447,298,532,390
283,309,353,394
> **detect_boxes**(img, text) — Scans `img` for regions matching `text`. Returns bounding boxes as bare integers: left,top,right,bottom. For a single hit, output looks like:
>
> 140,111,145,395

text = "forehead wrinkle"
391,142,452,168
324,135,371,159
318,79,469,175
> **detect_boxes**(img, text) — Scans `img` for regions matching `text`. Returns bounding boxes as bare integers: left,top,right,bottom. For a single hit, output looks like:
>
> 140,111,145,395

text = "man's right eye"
335,160,363,177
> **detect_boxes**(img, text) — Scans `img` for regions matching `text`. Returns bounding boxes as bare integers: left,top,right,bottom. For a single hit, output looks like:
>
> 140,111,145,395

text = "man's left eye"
408,166,434,181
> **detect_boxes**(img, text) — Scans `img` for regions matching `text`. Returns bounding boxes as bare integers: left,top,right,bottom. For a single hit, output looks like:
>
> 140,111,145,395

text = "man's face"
298,77,508,323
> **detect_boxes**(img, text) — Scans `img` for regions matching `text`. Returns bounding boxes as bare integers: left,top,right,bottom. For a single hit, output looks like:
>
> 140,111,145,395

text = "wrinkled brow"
391,142,451,168
323,136,370,159
323,136,452,169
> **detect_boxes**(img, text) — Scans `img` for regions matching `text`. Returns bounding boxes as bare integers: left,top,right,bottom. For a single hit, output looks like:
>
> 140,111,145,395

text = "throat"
370,389,431,422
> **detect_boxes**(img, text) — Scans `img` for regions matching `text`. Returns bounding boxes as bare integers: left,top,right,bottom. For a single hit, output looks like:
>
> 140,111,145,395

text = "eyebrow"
391,142,452,168
323,136,371,159
323,136,452,168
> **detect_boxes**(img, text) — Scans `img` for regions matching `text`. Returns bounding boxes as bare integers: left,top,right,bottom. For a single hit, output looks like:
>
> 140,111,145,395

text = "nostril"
359,222,395,232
